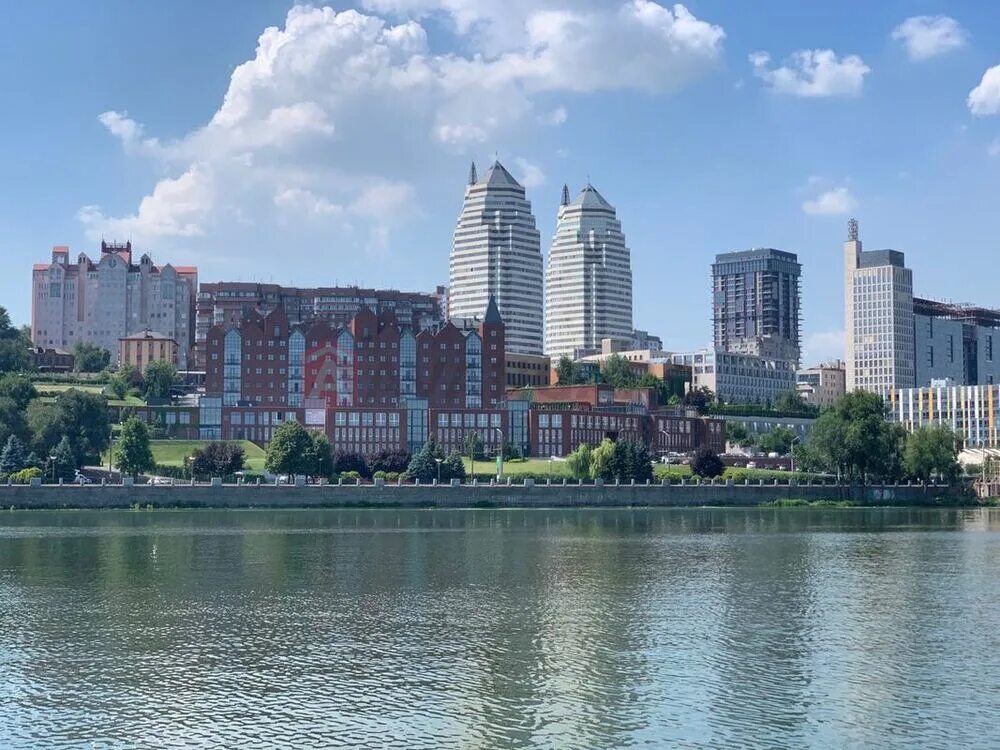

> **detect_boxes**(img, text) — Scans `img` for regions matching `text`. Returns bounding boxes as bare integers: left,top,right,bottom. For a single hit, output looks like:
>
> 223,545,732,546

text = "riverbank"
0,481,967,509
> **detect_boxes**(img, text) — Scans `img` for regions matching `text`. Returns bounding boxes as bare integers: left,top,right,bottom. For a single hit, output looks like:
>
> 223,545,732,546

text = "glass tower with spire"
544,183,633,361
449,161,544,355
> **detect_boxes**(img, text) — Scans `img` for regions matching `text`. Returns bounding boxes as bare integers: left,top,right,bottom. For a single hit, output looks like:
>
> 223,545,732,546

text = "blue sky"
4,1,1000,363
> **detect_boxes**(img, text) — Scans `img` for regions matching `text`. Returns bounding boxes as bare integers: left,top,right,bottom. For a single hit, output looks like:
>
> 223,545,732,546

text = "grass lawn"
34,383,106,395
463,457,572,477
104,440,268,473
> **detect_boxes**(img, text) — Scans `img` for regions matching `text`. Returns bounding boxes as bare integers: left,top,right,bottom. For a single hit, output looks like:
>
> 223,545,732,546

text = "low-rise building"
27,346,74,373
119,331,179,370
796,360,846,407
670,349,796,405
890,381,1000,448
506,352,551,388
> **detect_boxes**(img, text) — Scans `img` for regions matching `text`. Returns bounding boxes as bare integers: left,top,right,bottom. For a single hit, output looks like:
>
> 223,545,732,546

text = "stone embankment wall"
0,480,961,510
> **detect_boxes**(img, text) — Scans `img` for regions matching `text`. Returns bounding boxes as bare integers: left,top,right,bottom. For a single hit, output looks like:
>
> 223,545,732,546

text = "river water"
1,507,998,749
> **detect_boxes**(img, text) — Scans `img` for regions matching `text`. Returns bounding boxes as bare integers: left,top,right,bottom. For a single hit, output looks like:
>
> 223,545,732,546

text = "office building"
670,349,796,405
506,353,551,388
913,298,1000,387
797,360,846,407
890,381,1000,448
449,161,544,355
712,248,801,365
31,241,197,367
545,183,633,360
843,219,915,397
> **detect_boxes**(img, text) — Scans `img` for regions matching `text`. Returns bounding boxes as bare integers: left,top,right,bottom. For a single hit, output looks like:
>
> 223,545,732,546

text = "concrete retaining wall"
0,481,961,510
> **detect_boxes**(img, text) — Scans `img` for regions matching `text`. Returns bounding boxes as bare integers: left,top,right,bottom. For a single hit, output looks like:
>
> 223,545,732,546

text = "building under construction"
913,297,1000,387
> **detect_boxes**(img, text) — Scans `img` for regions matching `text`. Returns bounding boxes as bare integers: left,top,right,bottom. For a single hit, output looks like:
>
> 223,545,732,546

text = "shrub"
691,446,724,478
339,470,362,482
10,467,42,484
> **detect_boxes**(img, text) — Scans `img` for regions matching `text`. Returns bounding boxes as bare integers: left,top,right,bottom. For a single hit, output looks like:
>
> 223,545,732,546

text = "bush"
333,450,369,478
368,449,410,475
691,446,724,478
9,467,42,484
339,470,362,482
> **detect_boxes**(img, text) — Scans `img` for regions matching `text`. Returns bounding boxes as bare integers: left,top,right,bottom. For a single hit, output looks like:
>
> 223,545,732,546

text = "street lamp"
492,426,505,480
434,457,443,484
658,428,670,462
789,435,801,474
48,454,57,484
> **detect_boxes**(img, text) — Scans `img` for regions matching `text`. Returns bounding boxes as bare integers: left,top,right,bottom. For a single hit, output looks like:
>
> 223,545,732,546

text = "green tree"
635,373,671,405
26,389,110,466
312,433,334,479
904,425,960,485
803,390,904,483
0,307,30,374
589,438,617,480
691,446,725,478
725,421,751,448
190,442,245,479
774,389,810,414
115,417,154,478
683,386,715,411
554,356,583,386
73,342,111,373
332,449,368,477
756,426,797,456
443,452,466,481
406,439,446,482
464,430,485,460
0,374,37,409
50,436,77,482
601,353,636,388
566,443,593,480
265,420,317,477
0,434,28,474
143,360,178,400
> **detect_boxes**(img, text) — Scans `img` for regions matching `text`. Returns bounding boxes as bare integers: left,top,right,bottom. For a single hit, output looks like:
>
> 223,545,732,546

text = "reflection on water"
1,507,998,749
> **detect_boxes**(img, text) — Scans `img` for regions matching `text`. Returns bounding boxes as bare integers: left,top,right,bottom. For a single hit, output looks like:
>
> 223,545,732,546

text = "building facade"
119,330,179,369
796,360,846,407
671,349,796,405
32,242,197,367
449,161,544,355
913,298,1000,387
545,183,633,360
506,353,551,389
712,248,801,365
890,382,1000,448
195,283,443,349
844,220,915,397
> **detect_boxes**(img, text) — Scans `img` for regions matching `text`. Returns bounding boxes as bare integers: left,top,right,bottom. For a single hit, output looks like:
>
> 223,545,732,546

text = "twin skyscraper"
448,160,633,359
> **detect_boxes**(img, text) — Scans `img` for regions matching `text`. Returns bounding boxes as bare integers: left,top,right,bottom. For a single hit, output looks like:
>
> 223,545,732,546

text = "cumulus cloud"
84,3,724,246
891,15,967,61
968,65,1000,115
514,157,546,189
750,49,870,97
802,186,858,216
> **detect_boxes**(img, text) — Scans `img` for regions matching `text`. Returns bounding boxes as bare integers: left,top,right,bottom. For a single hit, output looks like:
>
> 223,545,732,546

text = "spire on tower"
561,184,570,206
847,218,859,242
469,161,477,185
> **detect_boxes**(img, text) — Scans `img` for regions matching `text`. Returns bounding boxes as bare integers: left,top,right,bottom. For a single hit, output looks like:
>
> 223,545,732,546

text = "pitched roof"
483,295,503,324
574,183,613,210
480,160,522,189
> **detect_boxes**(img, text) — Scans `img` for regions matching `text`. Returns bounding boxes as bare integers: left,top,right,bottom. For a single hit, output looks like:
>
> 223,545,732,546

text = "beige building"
506,353,551,388
119,330,179,370
843,219,914,397
797,360,846,407
32,241,196,368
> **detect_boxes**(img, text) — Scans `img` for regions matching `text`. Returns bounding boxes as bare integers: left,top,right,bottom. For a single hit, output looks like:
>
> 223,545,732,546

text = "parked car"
147,477,173,486
74,471,92,485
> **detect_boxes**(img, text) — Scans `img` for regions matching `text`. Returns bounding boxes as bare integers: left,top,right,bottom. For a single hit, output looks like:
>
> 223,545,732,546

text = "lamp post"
790,435,801,474
49,454,57,484
434,457,443,484
492,426,505,480
658,428,669,462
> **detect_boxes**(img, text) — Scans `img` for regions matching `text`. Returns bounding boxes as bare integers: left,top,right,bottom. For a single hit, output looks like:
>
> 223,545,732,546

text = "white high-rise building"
545,183,633,361
843,219,914,397
449,161,544,355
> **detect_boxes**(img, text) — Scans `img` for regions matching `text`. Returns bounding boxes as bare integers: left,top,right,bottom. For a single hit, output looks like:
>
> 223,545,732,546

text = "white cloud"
514,157,546,189
750,49,870,97
803,330,844,365
85,3,724,248
802,186,858,216
891,16,967,61
78,164,214,241
539,106,568,126
968,65,1000,115
274,187,344,217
